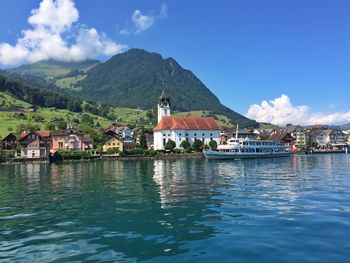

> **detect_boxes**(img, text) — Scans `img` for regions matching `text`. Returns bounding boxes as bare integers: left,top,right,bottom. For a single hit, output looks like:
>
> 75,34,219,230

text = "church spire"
158,90,170,107
157,91,171,123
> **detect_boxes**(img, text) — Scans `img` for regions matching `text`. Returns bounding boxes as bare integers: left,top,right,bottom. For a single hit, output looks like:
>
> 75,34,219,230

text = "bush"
174,148,182,154
139,133,148,149
57,150,91,160
180,140,191,149
185,147,193,153
0,151,15,158
105,148,120,154
165,139,176,151
209,139,218,150
124,148,157,156
192,139,204,152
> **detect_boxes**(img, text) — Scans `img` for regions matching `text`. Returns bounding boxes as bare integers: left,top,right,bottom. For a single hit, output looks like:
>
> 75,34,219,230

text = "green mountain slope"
6,59,99,88
5,49,257,127
76,49,257,127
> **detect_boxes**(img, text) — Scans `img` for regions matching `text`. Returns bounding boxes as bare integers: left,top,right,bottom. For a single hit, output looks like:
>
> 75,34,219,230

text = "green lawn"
55,75,86,90
0,92,31,108
110,107,150,124
0,108,113,139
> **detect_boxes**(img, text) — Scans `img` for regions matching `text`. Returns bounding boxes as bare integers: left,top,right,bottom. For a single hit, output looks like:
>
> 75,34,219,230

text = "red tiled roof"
38,131,51,138
154,116,220,131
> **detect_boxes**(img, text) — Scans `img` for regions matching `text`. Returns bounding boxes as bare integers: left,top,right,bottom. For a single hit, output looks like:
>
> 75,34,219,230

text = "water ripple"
0,155,350,262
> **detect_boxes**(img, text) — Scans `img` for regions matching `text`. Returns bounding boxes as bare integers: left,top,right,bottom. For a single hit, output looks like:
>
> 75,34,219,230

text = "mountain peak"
77,49,257,127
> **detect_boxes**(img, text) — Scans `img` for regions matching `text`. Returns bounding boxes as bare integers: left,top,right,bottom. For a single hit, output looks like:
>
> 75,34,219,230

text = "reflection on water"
1,155,350,262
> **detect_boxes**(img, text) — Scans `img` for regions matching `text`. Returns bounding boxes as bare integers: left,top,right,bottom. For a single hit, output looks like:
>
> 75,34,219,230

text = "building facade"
153,92,220,150
103,138,123,152
287,125,309,147
51,129,93,153
19,132,50,158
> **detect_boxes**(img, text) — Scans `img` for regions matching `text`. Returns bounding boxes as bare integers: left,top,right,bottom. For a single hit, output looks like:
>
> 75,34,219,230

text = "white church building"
153,91,221,150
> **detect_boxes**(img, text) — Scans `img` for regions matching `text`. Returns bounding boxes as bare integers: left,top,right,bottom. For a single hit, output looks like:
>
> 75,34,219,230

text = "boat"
203,137,292,160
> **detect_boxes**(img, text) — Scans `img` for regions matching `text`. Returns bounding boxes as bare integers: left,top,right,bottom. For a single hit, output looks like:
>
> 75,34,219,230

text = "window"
210,133,213,136
194,133,197,136
179,133,182,136
186,133,189,136
202,133,205,136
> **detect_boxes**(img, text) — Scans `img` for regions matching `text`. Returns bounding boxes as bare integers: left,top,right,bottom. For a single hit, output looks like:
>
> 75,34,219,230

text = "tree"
310,141,318,148
165,139,176,151
45,123,55,131
192,139,204,152
180,140,191,149
81,114,94,126
139,133,148,149
209,139,218,149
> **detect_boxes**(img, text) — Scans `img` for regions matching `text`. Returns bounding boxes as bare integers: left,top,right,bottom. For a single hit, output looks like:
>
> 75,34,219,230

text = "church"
153,92,221,150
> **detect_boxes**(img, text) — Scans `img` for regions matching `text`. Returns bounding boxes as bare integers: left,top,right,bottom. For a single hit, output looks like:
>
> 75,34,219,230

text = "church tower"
157,91,171,123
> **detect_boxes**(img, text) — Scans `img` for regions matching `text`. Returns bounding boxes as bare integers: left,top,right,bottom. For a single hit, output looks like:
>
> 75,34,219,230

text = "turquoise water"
1,155,350,262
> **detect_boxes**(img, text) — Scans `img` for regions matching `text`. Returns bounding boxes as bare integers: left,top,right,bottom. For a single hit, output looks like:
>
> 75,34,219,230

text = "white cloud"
160,3,168,18
120,3,167,35
0,0,127,66
246,94,350,126
132,10,155,33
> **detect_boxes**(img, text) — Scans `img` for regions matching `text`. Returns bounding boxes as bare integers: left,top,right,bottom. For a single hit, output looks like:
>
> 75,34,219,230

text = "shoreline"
0,153,204,165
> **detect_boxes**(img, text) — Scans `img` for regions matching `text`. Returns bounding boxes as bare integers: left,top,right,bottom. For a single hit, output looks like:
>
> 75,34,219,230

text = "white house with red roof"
154,92,221,150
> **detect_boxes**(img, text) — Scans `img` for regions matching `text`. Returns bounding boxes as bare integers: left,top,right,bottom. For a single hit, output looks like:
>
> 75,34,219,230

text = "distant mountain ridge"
6,49,257,127
76,49,256,127
5,59,99,88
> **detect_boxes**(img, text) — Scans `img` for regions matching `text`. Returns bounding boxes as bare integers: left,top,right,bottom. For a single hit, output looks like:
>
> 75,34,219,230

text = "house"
104,124,133,142
237,129,257,140
14,112,26,119
51,129,93,153
24,105,37,112
19,132,50,158
103,138,123,152
287,125,309,147
1,133,17,150
154,91,221,150
268,131,295,145
66,121,78,129
329,129,346,148
50,118,62,126
309,129,335,147
132,127,154,148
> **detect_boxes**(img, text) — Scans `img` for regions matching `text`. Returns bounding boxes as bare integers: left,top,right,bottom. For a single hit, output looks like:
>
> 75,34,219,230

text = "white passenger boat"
203,137,292,160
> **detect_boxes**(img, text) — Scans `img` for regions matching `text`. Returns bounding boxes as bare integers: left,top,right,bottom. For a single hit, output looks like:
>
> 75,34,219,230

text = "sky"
0,0,350,126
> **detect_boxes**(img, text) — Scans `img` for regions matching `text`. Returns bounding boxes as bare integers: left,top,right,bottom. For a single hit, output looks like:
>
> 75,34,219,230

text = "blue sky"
1,0,350,125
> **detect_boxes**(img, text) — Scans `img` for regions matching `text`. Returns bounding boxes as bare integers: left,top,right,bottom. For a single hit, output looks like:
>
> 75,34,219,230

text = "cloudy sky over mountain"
1,0,350,125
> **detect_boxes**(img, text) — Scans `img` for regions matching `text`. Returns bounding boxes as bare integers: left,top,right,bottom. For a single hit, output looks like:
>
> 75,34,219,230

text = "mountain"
0,73,83,112
6,49,257,127
5,59,99,88
75,49,257,127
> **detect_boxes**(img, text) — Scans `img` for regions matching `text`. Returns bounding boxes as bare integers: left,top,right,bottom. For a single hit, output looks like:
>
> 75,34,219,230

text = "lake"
1,155,350,262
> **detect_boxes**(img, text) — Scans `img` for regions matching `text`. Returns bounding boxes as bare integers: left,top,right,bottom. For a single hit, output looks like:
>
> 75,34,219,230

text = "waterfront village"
0,92,349,163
